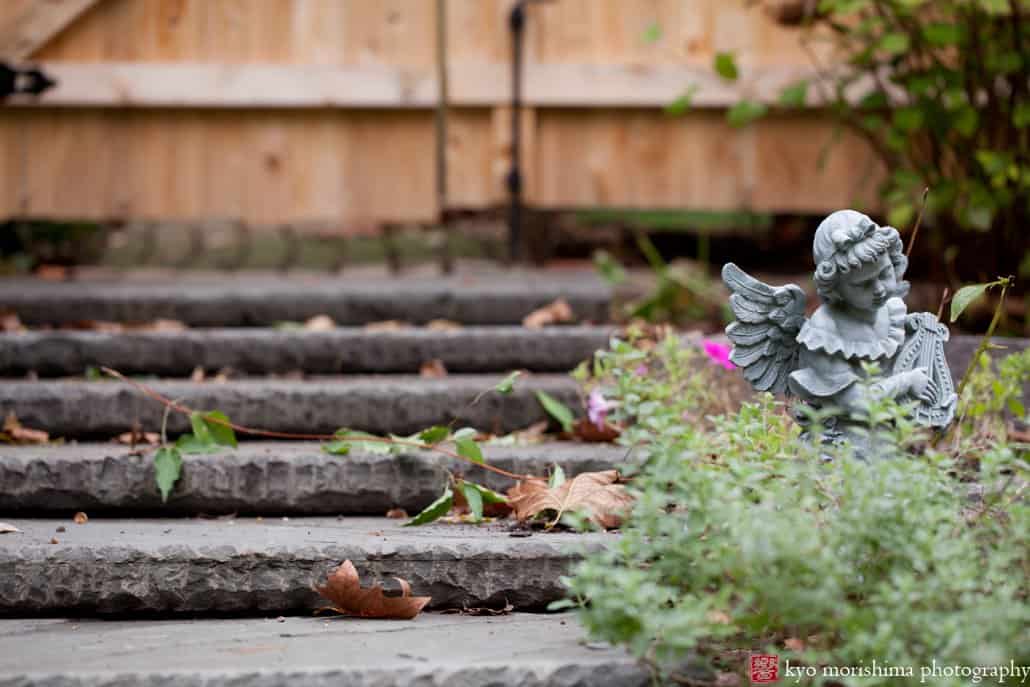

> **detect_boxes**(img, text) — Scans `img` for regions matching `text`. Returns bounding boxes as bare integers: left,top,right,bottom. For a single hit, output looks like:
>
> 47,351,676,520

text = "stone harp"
892,312,958,428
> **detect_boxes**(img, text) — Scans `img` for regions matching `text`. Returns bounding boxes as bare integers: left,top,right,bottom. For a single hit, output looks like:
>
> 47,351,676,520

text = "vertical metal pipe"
435,0,453,272
507,2,526,264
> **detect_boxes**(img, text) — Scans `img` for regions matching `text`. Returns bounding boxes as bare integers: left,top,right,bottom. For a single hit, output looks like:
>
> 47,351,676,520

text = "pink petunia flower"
702,339,734,371
633,364,648,376
587,388,614,431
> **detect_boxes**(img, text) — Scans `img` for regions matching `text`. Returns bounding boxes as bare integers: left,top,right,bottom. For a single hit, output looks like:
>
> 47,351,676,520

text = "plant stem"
905,187,930,258
100,366,534,482
955,278,1013,400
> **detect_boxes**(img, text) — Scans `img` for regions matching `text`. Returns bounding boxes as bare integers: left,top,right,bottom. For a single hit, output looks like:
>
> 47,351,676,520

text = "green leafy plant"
558,333,1029,685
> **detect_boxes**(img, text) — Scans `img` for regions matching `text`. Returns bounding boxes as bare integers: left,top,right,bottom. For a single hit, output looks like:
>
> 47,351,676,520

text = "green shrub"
563,335,1029,685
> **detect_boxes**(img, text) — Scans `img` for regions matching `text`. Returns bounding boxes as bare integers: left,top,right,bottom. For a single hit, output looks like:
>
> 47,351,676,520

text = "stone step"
0,326,613,377
0,375,581,438
0,614,648,687
0,272,611,327
0,517,613,615
0,442,628,515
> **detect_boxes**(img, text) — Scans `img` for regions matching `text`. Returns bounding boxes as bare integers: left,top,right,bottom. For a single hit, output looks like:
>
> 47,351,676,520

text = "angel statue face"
812,210,909,315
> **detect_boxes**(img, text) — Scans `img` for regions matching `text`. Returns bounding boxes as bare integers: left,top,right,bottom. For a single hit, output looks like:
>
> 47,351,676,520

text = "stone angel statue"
722,210,957,448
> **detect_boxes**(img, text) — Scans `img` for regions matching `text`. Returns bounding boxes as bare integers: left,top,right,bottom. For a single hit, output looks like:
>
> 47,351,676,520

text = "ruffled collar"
797,298,907,360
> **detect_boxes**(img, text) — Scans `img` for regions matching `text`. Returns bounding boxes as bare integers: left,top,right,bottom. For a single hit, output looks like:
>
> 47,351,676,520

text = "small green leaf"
922,23,961,46
893,107,924,132
495,371,521,395
878,32,910,54
326,429,393,455
175,434,220,454
714,52,738,81
727,101,768,128
1013,103,1030,129
418,425,450,445
641,21,662,44
453,427,478,441
547,598,577,611
778,81,808,108
536,391,575,433
664,85,699,116
593,250,627,285
322,440,351,455
950,283,990,321
154,446,182,503
461,481,508,505
953,107,978,137
549,464,567,489
887,203,915,229
404,487,453,526
189,411,213,445
200,411,237,448
461,482,484,521
455,438,484,464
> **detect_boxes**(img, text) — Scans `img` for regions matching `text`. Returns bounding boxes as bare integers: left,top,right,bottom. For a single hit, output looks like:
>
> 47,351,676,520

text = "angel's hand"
917,376,939,404
906,368,931,399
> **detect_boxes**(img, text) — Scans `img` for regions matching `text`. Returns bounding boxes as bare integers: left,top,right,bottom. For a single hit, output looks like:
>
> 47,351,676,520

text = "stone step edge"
0,326,615,377
0,517,613,614
0,442,631,515
0,615,649,687
0,374,580,438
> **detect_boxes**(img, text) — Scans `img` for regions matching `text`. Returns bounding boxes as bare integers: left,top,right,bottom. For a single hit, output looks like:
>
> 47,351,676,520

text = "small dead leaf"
707,610,732,625
0,522,21,534
385,508,408,519
364,320,410,332
507,470,634,529
522,298,574,329
190,366,206,382
784,637,806,652
427,319,462,331
0,310,24,333
73,512,88,525
314,560,430,620
572,417,621,443
2,413,49,445
115,430,160,446
440,602,514,616
49,537,59,544
305,314,336,331
420,359,448,378
36,265,69,281
56,526,65,533
132,319,187,332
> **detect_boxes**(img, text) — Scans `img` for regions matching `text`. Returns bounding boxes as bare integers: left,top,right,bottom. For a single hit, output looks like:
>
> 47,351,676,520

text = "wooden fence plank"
0,0,104,61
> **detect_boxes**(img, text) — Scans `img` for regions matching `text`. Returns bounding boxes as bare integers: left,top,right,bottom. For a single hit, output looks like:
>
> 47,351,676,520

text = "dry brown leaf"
305,314,336,331
49,537,59,544
385,508,408,519
2,413,49,445
132,319,187,332
0,522,21,534
440,601,514,616
522,298,574,329
706,610,732,625
572,417,621,443
420,359,448,378
115,430,160,446
364,320,410,332
0,310,24,333
73,512,88,525
507,470,634,529
784,637,806,652
314,560,430,620
36,265,69,281
427,319,462,331
190,366,206,382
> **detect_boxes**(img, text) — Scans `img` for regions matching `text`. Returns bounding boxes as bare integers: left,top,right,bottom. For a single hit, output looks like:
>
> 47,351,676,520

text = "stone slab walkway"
0,326,613,377
0,614,648,687
0,442,631,514
0,517,615,614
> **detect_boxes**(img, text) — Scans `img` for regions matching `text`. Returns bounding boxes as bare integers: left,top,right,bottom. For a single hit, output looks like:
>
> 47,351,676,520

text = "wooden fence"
0,0,883,230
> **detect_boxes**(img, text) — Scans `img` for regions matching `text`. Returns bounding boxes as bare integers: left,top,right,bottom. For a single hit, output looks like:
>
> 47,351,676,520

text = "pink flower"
587,388,614,431
633,364,648,376
702,339,734,371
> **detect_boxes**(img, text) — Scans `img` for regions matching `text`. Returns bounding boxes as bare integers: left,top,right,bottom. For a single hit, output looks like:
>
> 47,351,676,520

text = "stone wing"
721,263,807,395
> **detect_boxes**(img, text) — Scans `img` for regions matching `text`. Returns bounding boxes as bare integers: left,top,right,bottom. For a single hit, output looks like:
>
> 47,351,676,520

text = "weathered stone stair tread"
0,517,614,615
0,442,630,514
0,273,611,326
0,375,579,438
0,326,613,377
0,614,648,687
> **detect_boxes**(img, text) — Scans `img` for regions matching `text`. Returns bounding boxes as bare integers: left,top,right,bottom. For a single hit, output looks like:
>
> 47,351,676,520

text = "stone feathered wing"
721,263,807,395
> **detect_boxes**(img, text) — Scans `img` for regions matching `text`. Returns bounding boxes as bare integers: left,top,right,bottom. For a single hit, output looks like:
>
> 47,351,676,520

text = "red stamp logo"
750,654,779,683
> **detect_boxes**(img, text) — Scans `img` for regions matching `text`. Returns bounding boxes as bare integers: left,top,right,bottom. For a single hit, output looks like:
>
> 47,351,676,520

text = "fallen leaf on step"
440,601,514,616
115,430,160,446
522,298,574,329
572,417,621,443
190,366,206,382
427,319,462,331
0,310,24,333
314,560,430,620
2,413,49,445
420,359,448,378
73,512,88,525
385,508,408,519
305,314,336,331
0,522,21,534
507,470,634,529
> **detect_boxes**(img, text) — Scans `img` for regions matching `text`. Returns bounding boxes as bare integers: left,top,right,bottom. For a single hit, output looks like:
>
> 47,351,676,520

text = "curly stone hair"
812,210,910,306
